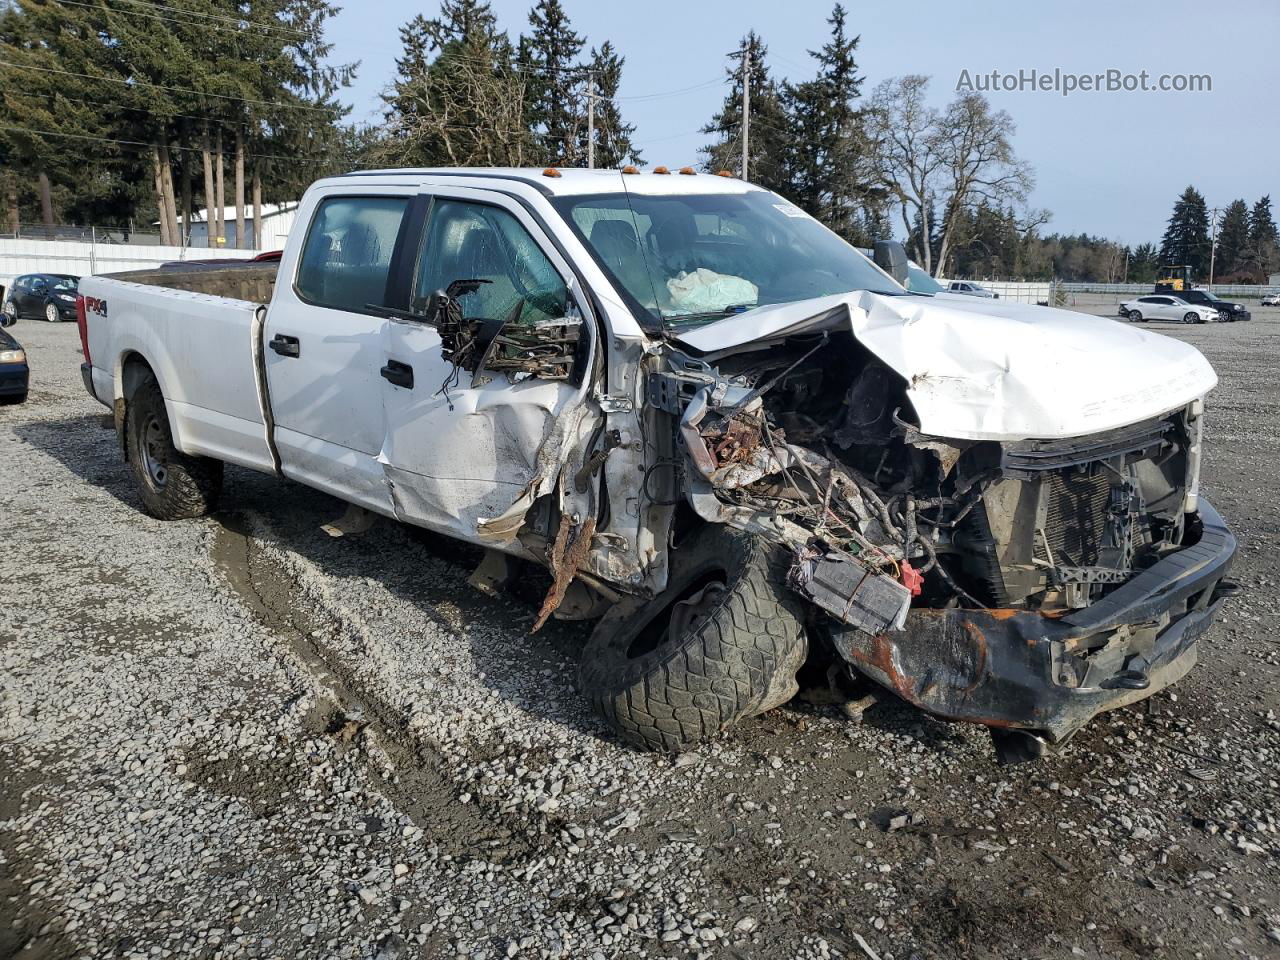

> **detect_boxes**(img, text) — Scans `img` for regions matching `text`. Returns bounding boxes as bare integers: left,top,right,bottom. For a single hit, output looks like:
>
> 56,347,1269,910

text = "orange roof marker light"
653,165,670,174
621,165,639,175
542,167,561,178
715,170,733,178
678,166,696,175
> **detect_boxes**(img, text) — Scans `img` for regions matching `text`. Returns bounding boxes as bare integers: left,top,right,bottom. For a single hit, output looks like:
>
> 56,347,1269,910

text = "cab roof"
336,167,759,198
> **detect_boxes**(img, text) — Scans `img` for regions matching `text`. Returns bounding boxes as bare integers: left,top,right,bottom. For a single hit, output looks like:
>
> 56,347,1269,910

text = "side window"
415,199,568,326
296,196,409,314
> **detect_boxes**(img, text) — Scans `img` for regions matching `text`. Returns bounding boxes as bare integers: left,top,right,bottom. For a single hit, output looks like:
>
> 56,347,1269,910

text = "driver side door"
377,189,596,545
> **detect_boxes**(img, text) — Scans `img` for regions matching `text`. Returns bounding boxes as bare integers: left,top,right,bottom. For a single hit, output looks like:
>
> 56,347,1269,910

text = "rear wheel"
578,524,807,752
126,376,222,519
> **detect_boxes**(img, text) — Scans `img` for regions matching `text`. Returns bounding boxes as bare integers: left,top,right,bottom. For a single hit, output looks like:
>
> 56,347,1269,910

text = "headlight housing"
0,348,25,364
57,293,75,301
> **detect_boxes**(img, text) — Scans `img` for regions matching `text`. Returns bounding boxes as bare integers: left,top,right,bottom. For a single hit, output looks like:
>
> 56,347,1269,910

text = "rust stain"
532,515,598,633
959,620,990,695
846,633,916,700
709,418,762,466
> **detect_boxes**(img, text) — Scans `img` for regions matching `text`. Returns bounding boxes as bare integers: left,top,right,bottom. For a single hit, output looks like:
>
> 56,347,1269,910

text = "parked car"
1119,295,1219,324
1166,288,1251,322
0,315,29,404
77,168,1236,763
1261,292,1280,306
2,273,80,323
945,280,998,298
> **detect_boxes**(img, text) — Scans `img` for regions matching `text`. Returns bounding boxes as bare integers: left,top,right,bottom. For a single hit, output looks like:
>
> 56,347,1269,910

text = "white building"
173,202,300,251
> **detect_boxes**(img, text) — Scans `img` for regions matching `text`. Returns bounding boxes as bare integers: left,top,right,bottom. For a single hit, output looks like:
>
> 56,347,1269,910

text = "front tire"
126,376,223,519
1129,310,1143,322
578,524,807,752
1184,312,1201,324
44,302,59,323
2,301,15,324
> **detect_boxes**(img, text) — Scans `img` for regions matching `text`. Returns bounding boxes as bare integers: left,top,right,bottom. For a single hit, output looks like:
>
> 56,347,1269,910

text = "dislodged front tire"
126,375,223,519
579,524,807,752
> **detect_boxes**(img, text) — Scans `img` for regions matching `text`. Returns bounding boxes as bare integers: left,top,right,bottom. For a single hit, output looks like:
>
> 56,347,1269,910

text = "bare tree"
933,93,1032,275
865,76,944,273
379,56,533,168
868,76,1035,276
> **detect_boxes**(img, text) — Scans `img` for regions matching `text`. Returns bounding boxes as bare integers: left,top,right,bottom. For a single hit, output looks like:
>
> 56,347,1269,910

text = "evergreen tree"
1130,242,1159,284
521,0,584,165
781,5,877,242
700,32,790,194
381,1,533,167
580,42,640,168
1159,186,1211,277
1214,199,1249,277
1243,195,1279,280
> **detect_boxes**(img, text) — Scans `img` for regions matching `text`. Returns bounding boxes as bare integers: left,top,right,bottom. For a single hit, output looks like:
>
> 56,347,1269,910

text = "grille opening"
1034,471,1113,567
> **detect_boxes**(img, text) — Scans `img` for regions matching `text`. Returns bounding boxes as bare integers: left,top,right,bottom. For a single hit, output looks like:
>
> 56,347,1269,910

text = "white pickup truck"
77,167,1237,762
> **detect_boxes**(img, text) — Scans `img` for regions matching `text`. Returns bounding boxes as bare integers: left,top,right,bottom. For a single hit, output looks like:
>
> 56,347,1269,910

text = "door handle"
381,359,414,389
269,334,300,358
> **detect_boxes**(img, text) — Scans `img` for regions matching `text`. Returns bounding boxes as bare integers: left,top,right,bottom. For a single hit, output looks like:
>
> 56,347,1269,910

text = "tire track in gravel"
209,509,549,868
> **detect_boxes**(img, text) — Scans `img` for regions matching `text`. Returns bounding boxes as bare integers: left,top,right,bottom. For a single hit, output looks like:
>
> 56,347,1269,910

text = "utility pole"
1208,205,1220,292
740,46,750,181
586,70,596,170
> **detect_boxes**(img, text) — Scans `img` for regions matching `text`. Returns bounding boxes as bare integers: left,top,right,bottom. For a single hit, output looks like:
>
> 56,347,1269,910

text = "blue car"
0,318,29,404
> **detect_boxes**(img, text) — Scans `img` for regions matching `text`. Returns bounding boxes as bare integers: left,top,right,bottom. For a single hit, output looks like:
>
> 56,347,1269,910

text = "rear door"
20,277,42,316
376,188,596,543
263,190,414,514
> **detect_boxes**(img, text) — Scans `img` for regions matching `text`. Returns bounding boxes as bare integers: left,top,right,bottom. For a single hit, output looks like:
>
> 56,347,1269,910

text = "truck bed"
106,258,279,304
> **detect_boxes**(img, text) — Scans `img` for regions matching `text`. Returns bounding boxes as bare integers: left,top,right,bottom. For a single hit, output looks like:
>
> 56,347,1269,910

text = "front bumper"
0,364,30,396
831,499,1236,748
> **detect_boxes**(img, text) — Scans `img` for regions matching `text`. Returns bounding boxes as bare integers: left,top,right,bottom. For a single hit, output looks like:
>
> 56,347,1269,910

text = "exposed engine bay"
650,329,1202,632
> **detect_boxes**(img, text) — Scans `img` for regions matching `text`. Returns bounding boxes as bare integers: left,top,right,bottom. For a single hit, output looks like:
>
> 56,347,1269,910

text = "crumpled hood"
672,291,1217,441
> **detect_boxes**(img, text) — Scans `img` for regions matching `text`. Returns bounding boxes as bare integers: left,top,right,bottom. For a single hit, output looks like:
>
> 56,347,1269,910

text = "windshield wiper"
664,303,757,325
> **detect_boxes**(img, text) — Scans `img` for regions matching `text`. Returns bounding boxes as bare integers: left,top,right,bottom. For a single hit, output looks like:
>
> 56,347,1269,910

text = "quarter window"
414,200,568,326
296,196,409,313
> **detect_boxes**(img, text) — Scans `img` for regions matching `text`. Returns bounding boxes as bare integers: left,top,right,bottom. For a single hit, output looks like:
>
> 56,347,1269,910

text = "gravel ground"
2,313,1278,960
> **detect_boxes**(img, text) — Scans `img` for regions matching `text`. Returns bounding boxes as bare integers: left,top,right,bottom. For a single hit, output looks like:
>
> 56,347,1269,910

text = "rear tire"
126,376,222,519
0,392,25,405
578,524,807,752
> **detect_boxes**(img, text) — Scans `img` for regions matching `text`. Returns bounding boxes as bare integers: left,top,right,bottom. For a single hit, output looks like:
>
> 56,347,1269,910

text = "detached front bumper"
830,499,1236,752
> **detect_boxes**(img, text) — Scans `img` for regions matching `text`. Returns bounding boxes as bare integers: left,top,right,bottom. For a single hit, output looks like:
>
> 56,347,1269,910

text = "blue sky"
327,0,1278,245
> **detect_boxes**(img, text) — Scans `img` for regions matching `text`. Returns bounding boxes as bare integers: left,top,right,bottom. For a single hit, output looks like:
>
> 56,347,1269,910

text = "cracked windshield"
555,190,905,329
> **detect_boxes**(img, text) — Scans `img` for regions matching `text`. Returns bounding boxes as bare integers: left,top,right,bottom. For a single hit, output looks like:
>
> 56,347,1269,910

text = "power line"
613,77,726,101
111,0,312,39
58,0,304,39
2,89,274,133
0,60,341,114
0,123,334,164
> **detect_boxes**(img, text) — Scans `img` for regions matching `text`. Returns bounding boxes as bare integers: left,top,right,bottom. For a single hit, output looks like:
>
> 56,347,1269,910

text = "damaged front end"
650,325,1236,760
